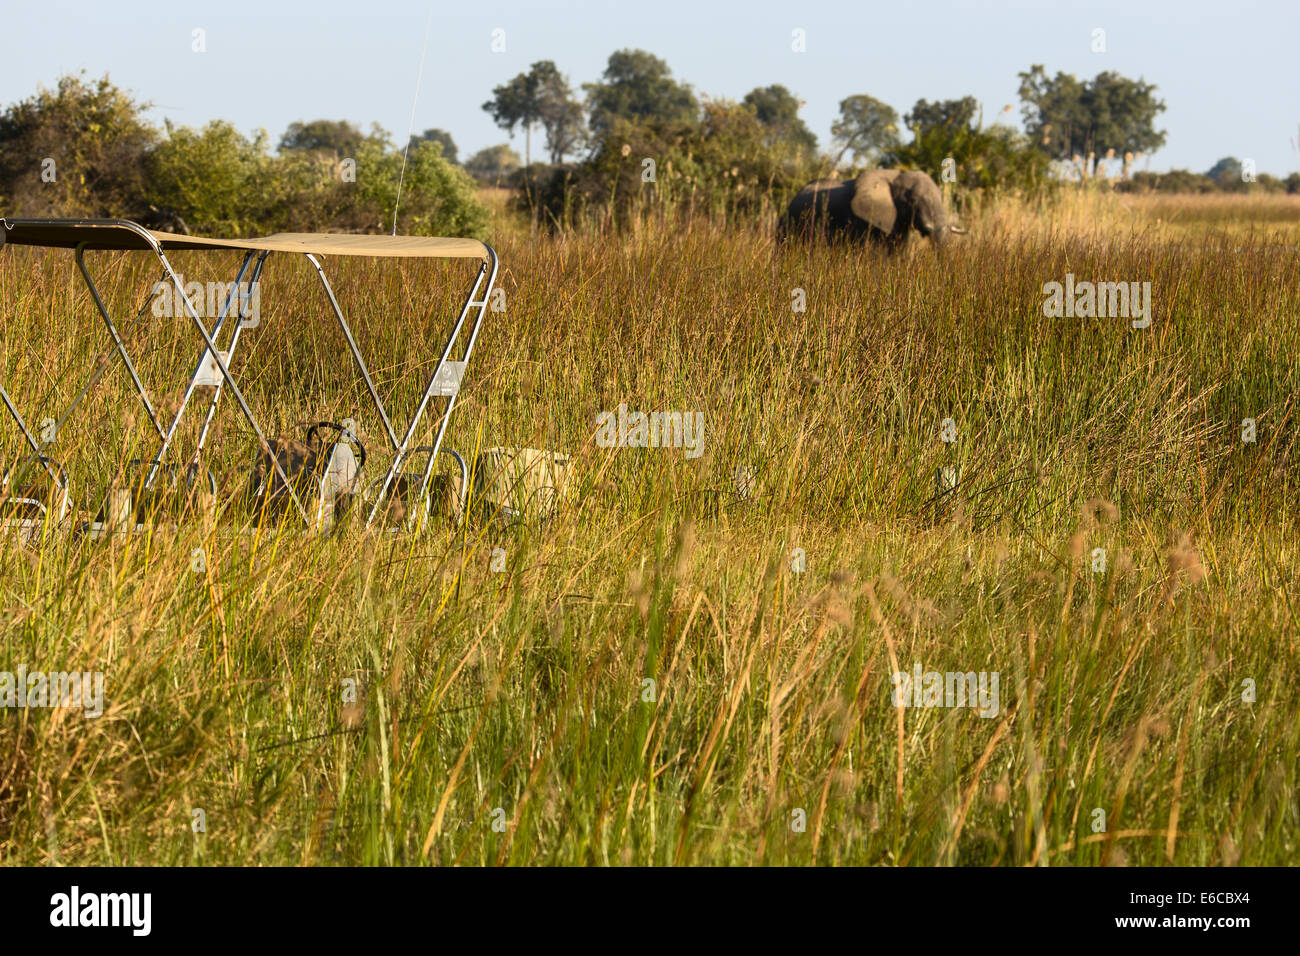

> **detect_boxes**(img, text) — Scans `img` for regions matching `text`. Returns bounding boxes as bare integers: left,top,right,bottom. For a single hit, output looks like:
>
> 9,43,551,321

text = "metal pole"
305,253,400,451
74,245,166,441
365,247,497,525
192,250,270,460
153,249,310,525
0,380,63,487
145,250,255,488
52,270,166,441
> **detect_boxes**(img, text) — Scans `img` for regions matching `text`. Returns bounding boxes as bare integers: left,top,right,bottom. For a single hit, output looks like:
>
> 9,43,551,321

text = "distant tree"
583,50,698,143
741,84,817,155
408,128,458,164
279,119,366,155
483,72,537,165
1017,65,1167,160
1205,156,1242,185
1286,172,1300,195
905,97,979,138
0,71,158,217
484,61,584,166
464,144,522,185
532,62,585,163
830,94,900,168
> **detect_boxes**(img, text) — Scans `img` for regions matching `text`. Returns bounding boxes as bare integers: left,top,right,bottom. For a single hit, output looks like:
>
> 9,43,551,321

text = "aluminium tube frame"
300,248,497,528
70,222,311,523
0,219,495,533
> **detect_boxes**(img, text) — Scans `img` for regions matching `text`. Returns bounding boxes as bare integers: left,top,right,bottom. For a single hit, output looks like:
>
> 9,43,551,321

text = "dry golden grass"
0,189,1296,865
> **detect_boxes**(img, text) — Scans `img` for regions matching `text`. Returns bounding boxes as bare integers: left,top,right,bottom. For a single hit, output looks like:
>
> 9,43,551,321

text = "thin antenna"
392,9,433,236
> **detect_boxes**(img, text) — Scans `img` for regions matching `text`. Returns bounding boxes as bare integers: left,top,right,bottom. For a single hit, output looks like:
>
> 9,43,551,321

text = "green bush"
145,120,279,236
1,73,488,239
516,100,819,231
1115,169,1216,194
146,123,487,238
1117,167,1294,196
0,72,158,217
886,122,1054,206
349,138,488,238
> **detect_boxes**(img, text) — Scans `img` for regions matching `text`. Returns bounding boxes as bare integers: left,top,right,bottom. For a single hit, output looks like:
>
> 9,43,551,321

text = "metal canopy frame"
0,217,498,530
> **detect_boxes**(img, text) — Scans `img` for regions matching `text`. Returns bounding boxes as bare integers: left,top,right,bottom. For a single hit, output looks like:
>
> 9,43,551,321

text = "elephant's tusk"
949,226,969,234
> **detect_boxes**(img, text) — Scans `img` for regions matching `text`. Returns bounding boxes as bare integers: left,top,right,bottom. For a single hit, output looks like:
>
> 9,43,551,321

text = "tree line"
0,74,486,237
0,52,1285,237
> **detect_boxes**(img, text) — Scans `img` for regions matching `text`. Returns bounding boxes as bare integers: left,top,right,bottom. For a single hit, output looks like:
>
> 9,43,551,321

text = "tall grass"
1,192,1297,865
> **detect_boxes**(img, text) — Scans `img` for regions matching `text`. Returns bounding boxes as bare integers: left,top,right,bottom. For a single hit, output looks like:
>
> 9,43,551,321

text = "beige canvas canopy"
0,218,489,260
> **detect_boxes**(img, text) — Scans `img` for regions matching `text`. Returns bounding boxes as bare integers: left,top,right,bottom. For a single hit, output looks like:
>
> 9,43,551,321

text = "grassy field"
1,189,1298,865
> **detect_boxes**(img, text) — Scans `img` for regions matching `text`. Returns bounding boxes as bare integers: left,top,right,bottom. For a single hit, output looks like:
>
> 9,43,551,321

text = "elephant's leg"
881,231,908,255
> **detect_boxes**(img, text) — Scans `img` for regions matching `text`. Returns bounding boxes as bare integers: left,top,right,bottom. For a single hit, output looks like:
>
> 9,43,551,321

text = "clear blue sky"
7,0,1297,174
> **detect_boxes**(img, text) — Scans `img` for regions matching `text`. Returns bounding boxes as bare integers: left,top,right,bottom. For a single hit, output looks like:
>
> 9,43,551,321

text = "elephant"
779,169,964,250
134,204,190,235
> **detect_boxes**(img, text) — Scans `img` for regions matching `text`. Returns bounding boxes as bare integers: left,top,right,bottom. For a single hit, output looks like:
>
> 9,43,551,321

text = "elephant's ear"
850,170,898,233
